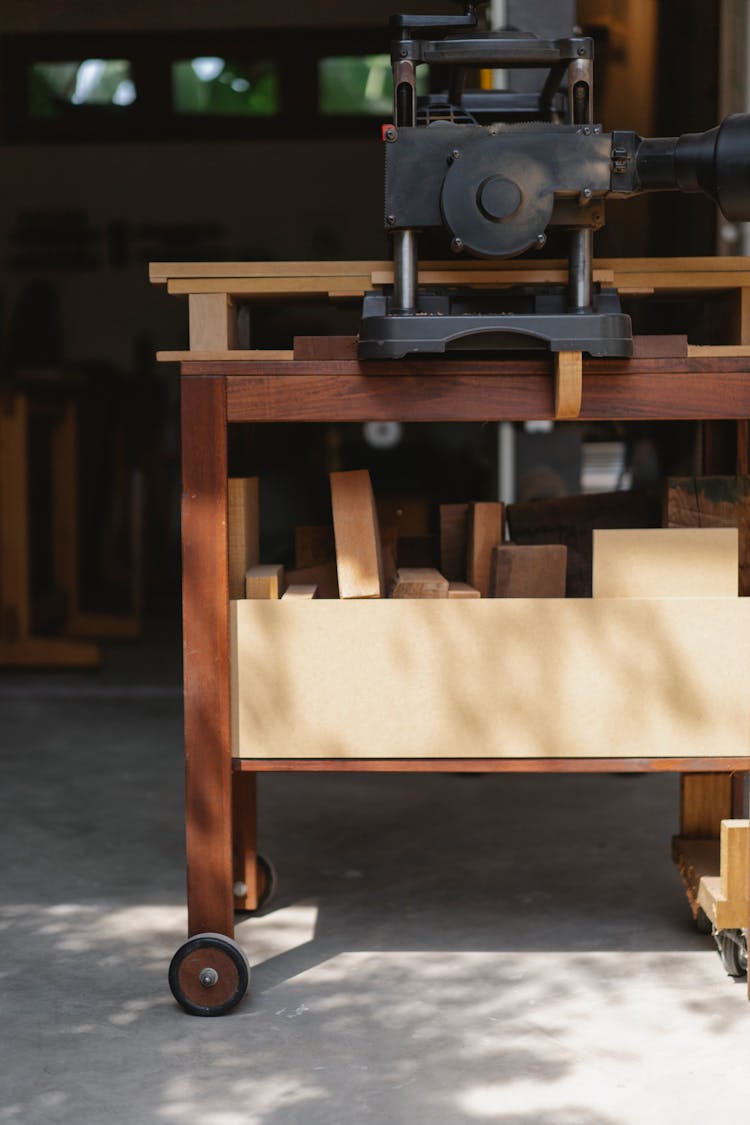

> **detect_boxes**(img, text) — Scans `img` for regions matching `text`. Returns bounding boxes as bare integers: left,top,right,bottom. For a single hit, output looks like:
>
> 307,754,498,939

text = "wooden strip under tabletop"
234,758,750,773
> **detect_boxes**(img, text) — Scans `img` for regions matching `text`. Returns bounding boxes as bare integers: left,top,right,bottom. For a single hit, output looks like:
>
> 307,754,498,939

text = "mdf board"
592,528,739,598
330,470,385,599
230,598,750,759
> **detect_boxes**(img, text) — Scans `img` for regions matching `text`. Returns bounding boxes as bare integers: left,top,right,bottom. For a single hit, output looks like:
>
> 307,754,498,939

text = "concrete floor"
3,622,750,1125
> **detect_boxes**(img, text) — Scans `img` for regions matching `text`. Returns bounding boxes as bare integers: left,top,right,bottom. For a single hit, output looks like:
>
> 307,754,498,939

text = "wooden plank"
294,336,359,360
295,525,335,568
680,773,733,836
237,757,750,772
390,568,449,598
467,502,504,598
447,581,481,598
0,636,99,668
188,292,237,351
380,525,398,591
181,376,234,937
665,476,750,596
231,770,259,911
632,336,688,357
158,350,294,363
672,836,719,919
173,277,371,296
228,477,259,601
330,469,385,599
281,584,318,599
554,351,582,419
49,400,78,621
221,366,750,423
490,544,567,598
371,268,616,286
231,597,750,759
66,610,139,639
440,503,469,582
688,345,750,357
285,562,340,598
245,564,284,599
592,528,738,598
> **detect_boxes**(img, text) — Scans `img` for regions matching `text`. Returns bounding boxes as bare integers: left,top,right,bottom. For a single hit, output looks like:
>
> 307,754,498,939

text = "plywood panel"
231,598,750,759
592,528,738,598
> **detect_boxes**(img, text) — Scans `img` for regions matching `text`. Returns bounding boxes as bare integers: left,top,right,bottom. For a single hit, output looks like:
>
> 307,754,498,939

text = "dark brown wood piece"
231,770,259,911
181,376,234,938
232,757,750,773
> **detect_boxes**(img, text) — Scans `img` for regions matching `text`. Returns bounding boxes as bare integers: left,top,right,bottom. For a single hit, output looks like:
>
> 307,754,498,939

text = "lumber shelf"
236,758,750,773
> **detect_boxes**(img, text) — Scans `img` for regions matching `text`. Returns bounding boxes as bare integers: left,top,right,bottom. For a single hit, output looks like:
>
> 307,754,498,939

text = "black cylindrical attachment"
635,113,750,221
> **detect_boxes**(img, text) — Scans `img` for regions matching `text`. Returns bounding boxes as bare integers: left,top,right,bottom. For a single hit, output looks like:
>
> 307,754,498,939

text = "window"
172,58,279,116
319,54,429,115
29,59,136,118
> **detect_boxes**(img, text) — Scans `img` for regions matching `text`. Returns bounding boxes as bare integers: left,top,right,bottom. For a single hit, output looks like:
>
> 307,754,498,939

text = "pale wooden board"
697,875,748,930
228,478,259,601
330,470,385,599
592,528,738,598
720,818,749,903
188,292,235,350
281,585,318,599
390,568,449,598
231,598,750,759
448,581,480,598
245,564,284,600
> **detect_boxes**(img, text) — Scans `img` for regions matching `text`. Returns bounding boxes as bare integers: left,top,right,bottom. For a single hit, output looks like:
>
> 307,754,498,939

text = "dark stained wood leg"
232,771,259,910
181,375,234,938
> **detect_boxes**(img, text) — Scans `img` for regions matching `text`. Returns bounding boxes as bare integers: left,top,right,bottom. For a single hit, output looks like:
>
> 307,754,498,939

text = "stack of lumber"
229,468,569,602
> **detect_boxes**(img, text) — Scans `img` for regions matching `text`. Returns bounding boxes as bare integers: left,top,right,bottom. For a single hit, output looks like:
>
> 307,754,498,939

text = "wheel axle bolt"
199,967,219,988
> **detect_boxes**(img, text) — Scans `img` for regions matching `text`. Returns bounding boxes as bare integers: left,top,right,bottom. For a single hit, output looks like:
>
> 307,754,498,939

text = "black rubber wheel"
168,932,250,1016
695,907,713,935
717,930,748,978
256,853,278,910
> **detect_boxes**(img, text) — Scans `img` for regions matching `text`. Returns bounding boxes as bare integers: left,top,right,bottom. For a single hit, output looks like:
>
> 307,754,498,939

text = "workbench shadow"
245,770,718,990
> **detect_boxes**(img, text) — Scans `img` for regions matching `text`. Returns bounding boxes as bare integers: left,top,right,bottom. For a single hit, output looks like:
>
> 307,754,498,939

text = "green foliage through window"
29,60,136,118
172,58,279,116
319,55,429,115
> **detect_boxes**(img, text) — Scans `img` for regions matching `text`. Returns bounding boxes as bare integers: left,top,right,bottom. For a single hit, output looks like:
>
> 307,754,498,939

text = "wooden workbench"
157,259,750,1011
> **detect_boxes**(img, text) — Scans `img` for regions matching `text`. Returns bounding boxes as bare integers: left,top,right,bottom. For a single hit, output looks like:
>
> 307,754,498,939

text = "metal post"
393,230,418,313
569,228,593,311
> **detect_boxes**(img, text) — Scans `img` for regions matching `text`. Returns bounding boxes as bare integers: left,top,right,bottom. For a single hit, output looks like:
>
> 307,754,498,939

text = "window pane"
29,60,136,118
172,59,278,116
319,54,429,115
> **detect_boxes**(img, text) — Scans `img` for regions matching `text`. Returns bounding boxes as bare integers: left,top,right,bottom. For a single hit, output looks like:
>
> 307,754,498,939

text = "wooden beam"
228,478,259,601
680,773,733,836
554,351,582,419
466,502,505,598
188,292,237,351
330,469,385,599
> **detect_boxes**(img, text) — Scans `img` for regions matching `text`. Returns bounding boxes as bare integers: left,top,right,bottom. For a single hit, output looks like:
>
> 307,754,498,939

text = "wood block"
448,582,480,598
245,564,284,599
293,336,358,360
228,478,259,601
231,597,750,759
281,585,318,599
390,568,449,598
188,292,236,351
490,544,567,598
720,819,749,905
440,503,469,582
330,470,385,599
554,351,582,419
467,502,504,598
295,525,334,569
665,476,750,596
285,562,339,598
593,528,738,599
680,774,733,837
508,487,663,597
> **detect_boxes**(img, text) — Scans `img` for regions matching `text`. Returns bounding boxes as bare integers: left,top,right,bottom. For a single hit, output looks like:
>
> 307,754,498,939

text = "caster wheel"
716,929,748,978
695,907,713,935
256,853,278,910
168,932,249,1016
